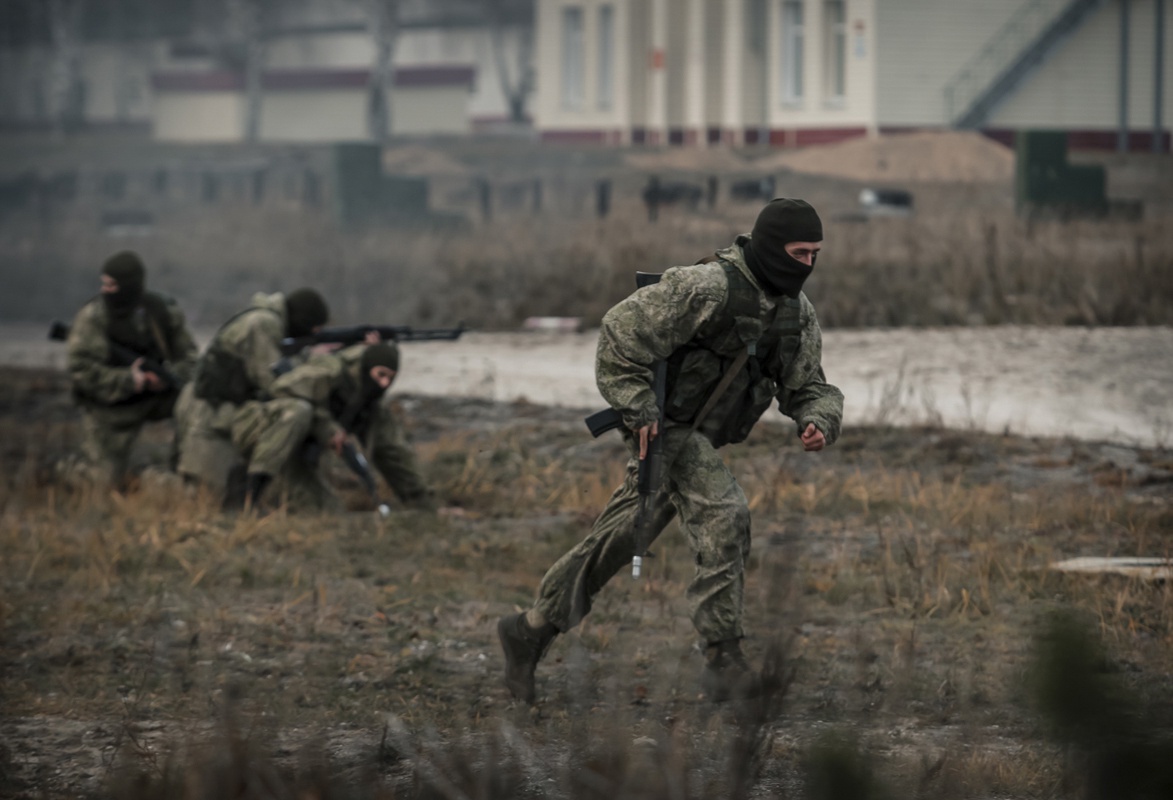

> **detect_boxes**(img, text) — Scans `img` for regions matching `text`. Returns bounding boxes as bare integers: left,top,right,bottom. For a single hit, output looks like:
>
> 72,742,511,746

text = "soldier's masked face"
101,274,143,317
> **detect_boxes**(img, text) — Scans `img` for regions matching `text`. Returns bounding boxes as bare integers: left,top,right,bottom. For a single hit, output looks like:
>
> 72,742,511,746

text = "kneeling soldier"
231,341,434,513
174,287,329,503
66,251,198,488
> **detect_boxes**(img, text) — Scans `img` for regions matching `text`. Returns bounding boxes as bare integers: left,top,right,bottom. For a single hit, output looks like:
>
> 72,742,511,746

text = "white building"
532,0,1172,150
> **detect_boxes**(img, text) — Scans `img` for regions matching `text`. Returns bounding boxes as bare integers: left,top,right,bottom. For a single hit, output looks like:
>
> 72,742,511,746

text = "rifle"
584,272,666,579
279,323,465,357
48,319,183,390
303,439,391,517
339,441,391,518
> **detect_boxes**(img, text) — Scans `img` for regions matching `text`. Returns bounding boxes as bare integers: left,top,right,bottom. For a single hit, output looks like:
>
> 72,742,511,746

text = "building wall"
260,89,368,141
393,86,473,134
628,0,649,131
0,41,160,127
992,0,1173,133
871,0,1173,135
153,92,243,141
534,0,632,137
265,26,514,122
741,0,768,131
874,0,1029,127
704,0,728,129
534,0,879,143
80,42,158,124
765,0,875,132
0,47,51,123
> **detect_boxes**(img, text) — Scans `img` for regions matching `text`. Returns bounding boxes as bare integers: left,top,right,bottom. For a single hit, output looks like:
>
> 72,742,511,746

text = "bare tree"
225,0,266,143
486,0,534,124
47,0,86,135
366,0,400,142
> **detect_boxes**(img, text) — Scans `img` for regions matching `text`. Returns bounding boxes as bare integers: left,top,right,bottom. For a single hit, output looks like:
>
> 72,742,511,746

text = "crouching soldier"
231,341,435,513
66,251,198,488
174,287,329,503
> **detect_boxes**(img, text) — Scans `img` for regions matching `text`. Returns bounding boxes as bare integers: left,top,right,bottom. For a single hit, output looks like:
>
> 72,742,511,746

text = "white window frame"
561,6,586,111
824,0,846,105
780,0,805,105
598,4,614,110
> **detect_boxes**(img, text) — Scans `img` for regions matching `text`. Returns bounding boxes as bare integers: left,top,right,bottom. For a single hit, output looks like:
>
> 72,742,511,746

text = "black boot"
497,612,557,705
700,638,760,703
245,472,272,512
221,464,249,511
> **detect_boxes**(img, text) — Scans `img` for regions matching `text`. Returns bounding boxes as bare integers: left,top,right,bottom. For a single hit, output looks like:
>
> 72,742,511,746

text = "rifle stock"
48,320,183,390
632,357,667,578
279,322,465,356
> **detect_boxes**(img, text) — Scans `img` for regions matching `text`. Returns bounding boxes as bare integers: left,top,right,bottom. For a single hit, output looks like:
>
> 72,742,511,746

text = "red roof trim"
152,71,243,91
152,65,476,93
393,65,475,88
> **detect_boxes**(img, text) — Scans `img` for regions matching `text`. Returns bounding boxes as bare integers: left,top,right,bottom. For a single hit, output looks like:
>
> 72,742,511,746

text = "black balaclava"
285,288,330,338
360,342,399,397
742,198,823,299
101,251,146,317
340,342,399,432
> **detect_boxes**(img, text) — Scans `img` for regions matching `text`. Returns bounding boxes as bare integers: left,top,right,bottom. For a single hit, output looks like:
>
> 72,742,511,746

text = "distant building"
152,64,476,142
532,0,1171,150
0,0,533,141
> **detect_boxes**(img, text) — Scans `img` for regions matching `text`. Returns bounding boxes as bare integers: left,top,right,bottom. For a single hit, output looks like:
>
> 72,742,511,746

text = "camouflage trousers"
174,384,241,493
75,391,179,486
534,424,751,645
175,385,432,511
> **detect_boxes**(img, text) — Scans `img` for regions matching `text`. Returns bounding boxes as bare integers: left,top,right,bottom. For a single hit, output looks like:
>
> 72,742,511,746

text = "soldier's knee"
269,398,314,432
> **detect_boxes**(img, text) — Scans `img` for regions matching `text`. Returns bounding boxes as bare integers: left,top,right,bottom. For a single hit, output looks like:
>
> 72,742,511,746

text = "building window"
824,0,846,102
598,5,614,110
780,0,804,104
561,6,585,111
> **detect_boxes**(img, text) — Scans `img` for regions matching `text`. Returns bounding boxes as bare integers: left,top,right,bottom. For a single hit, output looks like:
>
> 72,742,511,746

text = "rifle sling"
688,346,750,433
147,314,172,363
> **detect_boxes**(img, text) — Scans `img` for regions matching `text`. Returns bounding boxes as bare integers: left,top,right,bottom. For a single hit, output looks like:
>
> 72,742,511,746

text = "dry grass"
2,368,1172,798
4,140,1172,331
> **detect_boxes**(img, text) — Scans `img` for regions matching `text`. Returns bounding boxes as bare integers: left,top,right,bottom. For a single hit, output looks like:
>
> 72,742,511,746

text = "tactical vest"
328,369,376,441
663,259,806,447
193,307,281,407
105,292,176,364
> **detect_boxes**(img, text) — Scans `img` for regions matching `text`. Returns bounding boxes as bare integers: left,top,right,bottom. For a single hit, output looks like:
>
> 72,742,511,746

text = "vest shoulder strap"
718,259,761,321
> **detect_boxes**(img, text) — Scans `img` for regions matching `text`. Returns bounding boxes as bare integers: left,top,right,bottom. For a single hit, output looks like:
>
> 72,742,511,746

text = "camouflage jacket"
192,292,287,405
67,292,198,406
270,344,393,446
596,235,844,447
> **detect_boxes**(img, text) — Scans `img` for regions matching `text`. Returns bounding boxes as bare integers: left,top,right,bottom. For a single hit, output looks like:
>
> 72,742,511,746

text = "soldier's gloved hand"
637,420,660,460
800,423,826,452
329,428,348,456
130,358,164,393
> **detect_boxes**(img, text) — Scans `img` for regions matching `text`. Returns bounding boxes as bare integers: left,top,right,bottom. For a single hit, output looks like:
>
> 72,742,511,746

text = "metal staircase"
944,0,1105,129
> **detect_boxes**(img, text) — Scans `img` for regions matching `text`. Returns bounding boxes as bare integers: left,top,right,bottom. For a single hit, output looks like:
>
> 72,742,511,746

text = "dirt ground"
1,354,1172,798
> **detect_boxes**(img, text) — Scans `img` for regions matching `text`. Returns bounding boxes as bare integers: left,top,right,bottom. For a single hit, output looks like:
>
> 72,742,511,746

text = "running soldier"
498,198,845,704
65,251,198,488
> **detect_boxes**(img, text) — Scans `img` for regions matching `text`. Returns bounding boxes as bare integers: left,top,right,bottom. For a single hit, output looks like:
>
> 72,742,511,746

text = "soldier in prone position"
498,198,845,705
65,251,199,488
230,341,434,513
174,287,330,503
